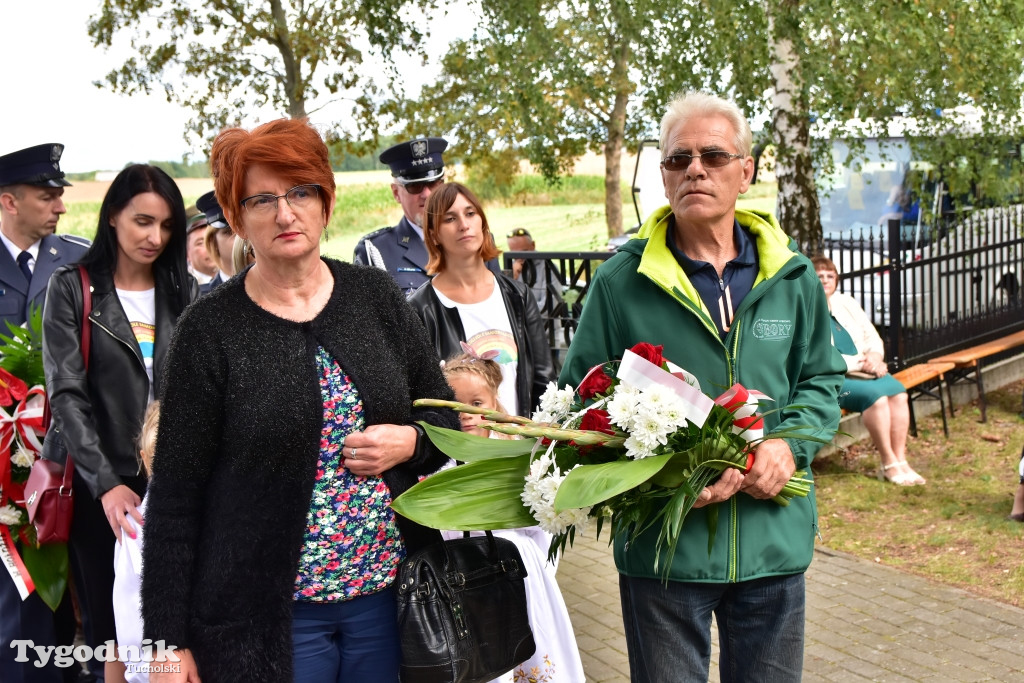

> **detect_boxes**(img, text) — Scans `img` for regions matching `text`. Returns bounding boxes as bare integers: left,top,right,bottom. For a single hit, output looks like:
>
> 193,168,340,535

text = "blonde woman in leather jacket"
42,164,197,681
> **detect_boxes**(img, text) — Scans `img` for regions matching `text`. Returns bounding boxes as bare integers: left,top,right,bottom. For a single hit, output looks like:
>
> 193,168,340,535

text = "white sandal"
896,461,926,485
878,462,916,486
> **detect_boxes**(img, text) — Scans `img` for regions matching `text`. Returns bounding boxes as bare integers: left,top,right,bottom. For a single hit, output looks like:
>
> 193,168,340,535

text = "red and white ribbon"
0,526,35,599
13,387,45,455
616,350,715,427
714,383,773,441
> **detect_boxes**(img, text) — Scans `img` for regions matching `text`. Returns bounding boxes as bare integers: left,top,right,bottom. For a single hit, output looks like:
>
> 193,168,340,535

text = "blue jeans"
292,589,401,682
619,573,805,683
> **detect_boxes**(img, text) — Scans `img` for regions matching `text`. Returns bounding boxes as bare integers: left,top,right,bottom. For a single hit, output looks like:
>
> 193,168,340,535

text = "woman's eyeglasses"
660,151,744,172
240,184,322,215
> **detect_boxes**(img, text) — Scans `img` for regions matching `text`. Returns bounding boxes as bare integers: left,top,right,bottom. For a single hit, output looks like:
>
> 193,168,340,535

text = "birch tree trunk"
766,1,823,255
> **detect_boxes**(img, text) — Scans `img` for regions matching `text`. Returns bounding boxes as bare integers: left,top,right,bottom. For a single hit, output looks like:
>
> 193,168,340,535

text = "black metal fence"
825,207,1024,368
506,205,1024,372
502,251,610,370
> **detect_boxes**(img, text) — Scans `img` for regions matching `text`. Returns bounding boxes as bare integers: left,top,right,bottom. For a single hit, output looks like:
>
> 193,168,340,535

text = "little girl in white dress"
443,352,585,683
112,401,160,682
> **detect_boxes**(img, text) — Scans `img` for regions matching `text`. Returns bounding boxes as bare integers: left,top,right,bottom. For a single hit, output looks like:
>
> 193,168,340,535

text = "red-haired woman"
140,119,459,682
408,182,554,417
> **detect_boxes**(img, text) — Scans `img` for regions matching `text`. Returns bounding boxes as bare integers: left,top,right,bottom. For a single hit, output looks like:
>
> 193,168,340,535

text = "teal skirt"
831,316,906,413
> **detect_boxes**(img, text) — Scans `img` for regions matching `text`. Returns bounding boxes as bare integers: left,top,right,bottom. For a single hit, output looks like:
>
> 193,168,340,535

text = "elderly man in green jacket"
560,92,845,682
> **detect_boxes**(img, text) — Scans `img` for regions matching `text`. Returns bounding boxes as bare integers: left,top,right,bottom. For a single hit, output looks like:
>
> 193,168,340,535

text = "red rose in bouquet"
579,408,615,435
629,342,664,367
577,364,614,400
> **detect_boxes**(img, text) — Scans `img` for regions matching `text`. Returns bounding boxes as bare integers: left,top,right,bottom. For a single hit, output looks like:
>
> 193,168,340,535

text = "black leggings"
68,471,147,655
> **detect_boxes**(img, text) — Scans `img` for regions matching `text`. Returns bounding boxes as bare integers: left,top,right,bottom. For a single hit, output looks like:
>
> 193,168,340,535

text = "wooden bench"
927,329,1024,422
892,362,955,437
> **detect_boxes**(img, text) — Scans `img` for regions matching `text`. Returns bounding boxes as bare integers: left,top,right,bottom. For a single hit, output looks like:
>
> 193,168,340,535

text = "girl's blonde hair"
442,352,507,414
231,236,255,274
138,400,161,476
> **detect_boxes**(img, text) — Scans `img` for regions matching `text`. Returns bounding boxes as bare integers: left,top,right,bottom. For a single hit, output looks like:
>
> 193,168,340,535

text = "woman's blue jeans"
291,588,401,682
619,573,805,683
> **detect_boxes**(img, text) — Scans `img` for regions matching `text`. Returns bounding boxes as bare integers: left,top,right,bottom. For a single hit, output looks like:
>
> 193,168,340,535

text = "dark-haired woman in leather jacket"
42,164,197,681
407,182,554,417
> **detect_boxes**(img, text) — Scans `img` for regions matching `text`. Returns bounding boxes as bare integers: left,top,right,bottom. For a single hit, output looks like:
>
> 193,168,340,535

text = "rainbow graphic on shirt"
466,330,518,365
131,321,156,361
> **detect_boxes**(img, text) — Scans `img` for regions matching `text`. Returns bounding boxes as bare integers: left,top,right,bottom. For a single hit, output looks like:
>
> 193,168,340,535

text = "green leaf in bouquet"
417,421,537,462
392,454,536,530
554,453,674,512
20,542,68,612
706,503,719,556
0,305,46,387
647,452,694,488
653,465,720,577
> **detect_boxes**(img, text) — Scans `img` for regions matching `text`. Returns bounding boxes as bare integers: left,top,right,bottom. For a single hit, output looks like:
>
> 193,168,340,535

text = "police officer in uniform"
353,137,501,295
0,143,90,329
0,144,88,681
196,190,234,292
352,137,448,294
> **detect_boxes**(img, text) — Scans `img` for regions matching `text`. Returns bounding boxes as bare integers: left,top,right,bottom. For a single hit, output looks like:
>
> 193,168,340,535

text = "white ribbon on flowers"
615,350,715,428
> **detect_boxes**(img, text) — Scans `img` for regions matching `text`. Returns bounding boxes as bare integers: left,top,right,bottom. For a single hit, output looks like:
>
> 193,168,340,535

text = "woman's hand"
151,648,201,683
99,484,143,541
861,352,887,377
342,424,418,476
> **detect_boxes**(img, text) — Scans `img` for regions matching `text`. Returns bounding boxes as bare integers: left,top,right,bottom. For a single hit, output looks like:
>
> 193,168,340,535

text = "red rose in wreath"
629,342,664,367
580,408,615,435
577,364,614,400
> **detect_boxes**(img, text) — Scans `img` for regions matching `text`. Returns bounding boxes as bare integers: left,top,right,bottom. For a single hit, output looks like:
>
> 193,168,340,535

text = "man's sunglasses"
660,151,744,172
401,178,443,195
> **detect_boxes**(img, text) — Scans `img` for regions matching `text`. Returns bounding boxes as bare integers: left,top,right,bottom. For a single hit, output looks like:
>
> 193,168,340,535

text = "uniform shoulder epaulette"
57,234,92,248
359,226,394,243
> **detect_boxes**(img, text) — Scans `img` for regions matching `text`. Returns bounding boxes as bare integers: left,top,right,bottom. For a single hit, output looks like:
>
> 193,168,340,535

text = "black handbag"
396,531,536,683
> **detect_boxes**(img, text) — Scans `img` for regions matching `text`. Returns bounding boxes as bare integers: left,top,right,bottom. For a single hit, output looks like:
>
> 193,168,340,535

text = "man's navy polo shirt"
666,218,759,339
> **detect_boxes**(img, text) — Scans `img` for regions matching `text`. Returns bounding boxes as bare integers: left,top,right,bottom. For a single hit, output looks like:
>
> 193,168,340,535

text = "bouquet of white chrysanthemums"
394,342,826,575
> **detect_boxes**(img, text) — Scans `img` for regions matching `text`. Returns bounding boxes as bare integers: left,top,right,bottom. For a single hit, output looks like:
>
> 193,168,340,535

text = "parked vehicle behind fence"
820,134,1023,328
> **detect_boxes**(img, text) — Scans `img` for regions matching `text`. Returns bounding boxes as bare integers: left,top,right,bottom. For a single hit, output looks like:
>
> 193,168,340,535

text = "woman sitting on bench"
813,256,926,486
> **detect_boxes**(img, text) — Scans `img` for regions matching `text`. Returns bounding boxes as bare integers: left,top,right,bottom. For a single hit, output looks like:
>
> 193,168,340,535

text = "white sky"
0,1,196,172
0,1,470,173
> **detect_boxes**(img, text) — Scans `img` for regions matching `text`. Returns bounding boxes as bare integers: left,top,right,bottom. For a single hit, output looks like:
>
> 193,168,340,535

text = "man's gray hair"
660,92,752,158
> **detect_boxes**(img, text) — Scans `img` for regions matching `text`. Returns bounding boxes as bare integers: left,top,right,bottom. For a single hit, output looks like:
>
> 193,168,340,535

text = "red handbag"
24,457,75,544
24,265,91,544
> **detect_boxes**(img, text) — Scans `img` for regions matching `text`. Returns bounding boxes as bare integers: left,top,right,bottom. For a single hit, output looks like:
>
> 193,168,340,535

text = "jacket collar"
628,206,799,305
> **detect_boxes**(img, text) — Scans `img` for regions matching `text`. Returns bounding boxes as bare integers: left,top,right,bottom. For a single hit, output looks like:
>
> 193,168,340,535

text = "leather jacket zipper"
89,314,147,475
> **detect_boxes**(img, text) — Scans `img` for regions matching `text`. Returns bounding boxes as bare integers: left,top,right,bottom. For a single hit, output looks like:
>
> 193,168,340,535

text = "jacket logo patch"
752,318,793,341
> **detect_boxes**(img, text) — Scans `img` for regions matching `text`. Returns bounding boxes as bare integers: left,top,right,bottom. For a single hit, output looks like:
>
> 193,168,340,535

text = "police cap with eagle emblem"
0,143,72,187
378,137,448,185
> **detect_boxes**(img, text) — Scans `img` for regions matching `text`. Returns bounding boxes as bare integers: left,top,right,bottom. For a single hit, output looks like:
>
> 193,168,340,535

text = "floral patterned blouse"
293,346,405,601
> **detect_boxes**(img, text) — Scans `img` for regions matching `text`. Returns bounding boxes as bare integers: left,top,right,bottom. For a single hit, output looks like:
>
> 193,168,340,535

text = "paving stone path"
557,535,1024,682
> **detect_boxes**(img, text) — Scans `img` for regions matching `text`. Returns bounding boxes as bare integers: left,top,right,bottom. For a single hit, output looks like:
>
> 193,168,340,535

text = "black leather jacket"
408,273,555,416
42,264,198,499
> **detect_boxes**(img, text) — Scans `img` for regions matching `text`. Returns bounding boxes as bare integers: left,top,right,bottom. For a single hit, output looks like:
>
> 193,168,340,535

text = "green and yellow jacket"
559,206,845,583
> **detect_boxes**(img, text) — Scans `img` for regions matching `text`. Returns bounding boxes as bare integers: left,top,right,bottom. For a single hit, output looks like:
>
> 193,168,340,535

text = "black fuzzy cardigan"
141,258,458,682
